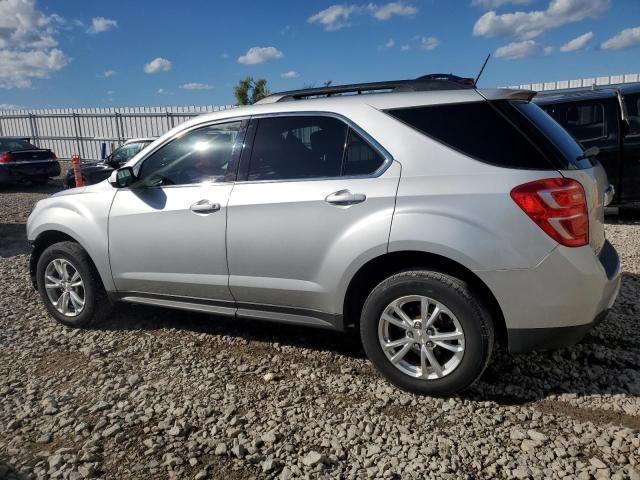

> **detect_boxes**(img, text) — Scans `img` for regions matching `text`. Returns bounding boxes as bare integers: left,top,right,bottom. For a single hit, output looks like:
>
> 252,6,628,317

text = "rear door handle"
190,199,221,214
325,189,367,206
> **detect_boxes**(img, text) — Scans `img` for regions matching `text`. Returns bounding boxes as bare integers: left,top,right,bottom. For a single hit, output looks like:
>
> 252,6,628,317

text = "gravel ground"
1,178,639,480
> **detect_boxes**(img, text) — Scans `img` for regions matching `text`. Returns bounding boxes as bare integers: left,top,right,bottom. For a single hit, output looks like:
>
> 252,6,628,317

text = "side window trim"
235,112,393,184
131,117,250,188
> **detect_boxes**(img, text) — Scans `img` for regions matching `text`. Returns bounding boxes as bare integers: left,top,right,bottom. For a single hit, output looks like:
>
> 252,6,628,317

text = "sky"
0,0,639,109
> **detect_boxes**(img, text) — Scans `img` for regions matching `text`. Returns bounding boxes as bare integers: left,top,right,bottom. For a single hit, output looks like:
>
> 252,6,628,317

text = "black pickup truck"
535,84,640,208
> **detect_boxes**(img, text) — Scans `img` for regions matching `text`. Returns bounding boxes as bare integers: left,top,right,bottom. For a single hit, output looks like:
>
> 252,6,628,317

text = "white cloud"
144,57,172,73
368,2,418,20
106,90,115,95
383,38,395,48
308,2,417,31
495,39,553,59
157,88,173,95
221,53,229,59
400,44,410,51
560,31,593,52
308,5,356,31
238,46,283,64
0,48,68,88
0,103,22,110
420,36,440,50
281,71,300,79
0,0,68,88
180,82,214,90
87,16,117,34
601,27,640,50
473,0,609,40
471,0,531,9
97,69,117,78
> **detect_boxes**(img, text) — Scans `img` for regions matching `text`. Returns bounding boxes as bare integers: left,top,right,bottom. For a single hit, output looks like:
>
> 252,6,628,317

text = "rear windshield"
385,101,587,170
0,138,37,153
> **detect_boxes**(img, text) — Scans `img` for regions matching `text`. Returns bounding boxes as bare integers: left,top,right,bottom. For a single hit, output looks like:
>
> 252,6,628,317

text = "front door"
226,115,400,324
109,120,245,309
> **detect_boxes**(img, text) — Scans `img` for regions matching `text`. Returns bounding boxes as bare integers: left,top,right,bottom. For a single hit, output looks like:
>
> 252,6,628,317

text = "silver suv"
27,78,621,395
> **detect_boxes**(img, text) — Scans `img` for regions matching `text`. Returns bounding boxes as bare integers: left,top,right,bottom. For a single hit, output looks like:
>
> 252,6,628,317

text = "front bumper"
477,240,621,353
0,160,60,184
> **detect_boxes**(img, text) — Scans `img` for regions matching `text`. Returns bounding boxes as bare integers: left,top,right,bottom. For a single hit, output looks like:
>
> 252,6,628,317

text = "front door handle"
325,189,367,206
190,199,221,214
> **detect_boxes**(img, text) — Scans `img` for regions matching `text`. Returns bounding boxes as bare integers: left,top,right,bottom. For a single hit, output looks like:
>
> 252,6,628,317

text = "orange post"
72,154,84,188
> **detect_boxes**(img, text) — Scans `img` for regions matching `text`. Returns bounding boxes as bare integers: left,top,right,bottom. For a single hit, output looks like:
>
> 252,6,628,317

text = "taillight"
511,178,589,247
0,152,12,163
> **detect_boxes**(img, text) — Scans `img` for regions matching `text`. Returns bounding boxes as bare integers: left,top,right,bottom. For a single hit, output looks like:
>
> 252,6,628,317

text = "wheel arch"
342,250,507,345
29,230,100,289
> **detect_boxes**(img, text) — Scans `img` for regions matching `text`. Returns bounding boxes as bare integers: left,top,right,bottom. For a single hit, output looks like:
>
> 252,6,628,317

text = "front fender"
27,186,116,291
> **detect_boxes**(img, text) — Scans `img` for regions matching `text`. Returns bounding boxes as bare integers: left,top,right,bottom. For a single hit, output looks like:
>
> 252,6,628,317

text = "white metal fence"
505,72,640,92
0,105,235,160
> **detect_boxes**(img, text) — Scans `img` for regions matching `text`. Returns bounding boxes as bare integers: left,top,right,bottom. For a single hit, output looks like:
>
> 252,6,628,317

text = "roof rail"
256,76,474,104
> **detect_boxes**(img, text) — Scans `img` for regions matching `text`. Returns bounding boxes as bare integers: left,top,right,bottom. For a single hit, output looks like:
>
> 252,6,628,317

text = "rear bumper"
0,160,60,183
477,239,621,353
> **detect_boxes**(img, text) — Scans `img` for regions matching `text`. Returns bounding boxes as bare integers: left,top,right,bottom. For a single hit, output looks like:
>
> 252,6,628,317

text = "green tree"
233,77,270,105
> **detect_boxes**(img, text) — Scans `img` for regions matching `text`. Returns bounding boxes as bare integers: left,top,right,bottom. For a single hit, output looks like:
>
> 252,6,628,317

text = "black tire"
36,241,112,327
360,270,494,396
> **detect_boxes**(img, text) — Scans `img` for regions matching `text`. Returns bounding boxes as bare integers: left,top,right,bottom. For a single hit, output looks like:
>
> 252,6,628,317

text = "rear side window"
565,103,606,141
248,116,347,181
385,102,555,169
343,130,384,176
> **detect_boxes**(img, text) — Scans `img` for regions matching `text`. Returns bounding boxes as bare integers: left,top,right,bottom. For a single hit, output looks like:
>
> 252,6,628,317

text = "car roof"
534,86,629,105
174,87,533,129
123,137,155,144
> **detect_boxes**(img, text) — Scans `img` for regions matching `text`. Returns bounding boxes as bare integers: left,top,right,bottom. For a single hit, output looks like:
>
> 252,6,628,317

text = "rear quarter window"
385,102,557,170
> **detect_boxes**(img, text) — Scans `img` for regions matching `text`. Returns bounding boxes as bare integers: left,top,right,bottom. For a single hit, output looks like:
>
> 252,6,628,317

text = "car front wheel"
360,270,494,396
36,241,111,327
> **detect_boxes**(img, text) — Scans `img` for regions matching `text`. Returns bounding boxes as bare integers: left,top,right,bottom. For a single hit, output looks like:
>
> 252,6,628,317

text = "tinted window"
624,93,640,134
565,103,606,141
343,130,384,175
386,102,555,169
509,102,585,169
137,122,241,187
248,116,347,180
0,138,37,152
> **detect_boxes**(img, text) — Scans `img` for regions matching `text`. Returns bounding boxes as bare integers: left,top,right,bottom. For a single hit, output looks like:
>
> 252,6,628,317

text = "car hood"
53,178,114,197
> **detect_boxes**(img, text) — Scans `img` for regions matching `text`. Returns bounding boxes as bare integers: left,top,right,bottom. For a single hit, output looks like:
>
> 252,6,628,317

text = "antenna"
474,54,491,87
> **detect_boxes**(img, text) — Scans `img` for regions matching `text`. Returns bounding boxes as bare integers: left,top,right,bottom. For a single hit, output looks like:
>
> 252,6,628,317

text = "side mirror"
108,166,135,188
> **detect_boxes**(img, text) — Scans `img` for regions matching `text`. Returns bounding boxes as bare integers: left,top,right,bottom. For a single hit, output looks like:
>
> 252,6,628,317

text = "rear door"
621,91,640,202
226,114,400,323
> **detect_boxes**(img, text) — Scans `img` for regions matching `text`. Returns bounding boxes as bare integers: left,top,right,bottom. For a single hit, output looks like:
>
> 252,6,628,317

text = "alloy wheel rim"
44,259,85,317
378,295,465,380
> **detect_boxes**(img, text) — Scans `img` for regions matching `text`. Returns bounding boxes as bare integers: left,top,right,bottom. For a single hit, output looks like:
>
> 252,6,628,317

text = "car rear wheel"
36,241,111,327
360,270,494,396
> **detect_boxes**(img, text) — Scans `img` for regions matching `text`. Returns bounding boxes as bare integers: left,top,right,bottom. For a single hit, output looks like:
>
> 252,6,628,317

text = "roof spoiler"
476,89,537,102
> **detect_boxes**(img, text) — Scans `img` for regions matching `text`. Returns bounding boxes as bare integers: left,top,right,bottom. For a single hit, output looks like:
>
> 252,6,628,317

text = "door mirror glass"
109,166,135,188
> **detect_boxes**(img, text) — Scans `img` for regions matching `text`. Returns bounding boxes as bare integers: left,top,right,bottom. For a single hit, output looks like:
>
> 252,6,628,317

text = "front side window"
565,102,606,141
248,116,347,181
137,121,242,187
624,93,640,135
111,143,145,165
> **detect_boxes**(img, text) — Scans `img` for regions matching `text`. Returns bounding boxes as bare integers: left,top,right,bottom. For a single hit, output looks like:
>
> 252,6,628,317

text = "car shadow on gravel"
0,180,65,195
87,273,640,404
0,223,30,257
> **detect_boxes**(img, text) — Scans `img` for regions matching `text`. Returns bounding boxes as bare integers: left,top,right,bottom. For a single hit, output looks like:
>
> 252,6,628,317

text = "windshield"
0,138,38,153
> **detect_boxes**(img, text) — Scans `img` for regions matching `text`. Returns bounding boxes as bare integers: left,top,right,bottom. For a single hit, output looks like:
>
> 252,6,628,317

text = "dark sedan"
0,137,60,185
65,138,154,188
